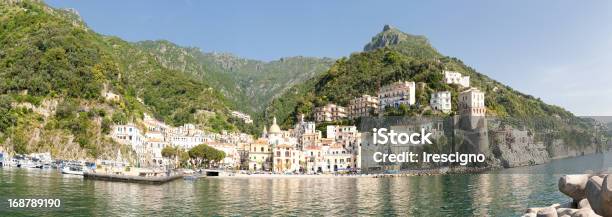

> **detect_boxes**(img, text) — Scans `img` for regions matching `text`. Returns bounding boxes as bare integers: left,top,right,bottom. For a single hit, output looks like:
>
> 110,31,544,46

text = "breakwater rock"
523,173,612,217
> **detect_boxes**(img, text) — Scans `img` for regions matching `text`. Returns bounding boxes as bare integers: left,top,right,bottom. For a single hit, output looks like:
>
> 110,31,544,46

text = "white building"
379,81,416,110
168,134,206,150
326,125,357,140
443,71,470,88
322,146,354,172
111,124,151,166
166,124,209,149
459,88,486,116
430,91,452,113
111,124,144,147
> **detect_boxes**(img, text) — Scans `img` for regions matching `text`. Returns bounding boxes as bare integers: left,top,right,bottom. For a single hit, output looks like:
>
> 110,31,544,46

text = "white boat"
62,166,84,175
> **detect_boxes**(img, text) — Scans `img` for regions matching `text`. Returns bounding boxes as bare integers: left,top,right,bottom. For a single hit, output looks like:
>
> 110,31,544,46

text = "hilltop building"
378,81,416,110
443,71,470,88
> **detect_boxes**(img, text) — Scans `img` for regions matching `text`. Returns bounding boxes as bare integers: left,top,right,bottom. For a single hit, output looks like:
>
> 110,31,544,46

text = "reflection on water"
1,153,610,216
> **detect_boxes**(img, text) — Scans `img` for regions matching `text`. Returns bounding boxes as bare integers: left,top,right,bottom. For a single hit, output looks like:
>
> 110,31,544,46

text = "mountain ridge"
135,40,334,115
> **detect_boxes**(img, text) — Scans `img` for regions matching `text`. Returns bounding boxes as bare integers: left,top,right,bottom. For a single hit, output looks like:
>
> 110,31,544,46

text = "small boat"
61,166,84,175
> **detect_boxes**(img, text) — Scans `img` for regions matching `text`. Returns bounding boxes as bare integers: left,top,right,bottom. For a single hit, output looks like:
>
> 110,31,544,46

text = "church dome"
269,117,281,134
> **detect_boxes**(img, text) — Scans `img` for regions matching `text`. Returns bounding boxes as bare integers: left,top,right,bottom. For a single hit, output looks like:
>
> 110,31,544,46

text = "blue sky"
46,0,612,116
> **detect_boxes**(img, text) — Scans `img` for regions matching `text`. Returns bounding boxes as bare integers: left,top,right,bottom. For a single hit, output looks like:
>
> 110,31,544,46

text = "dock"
83,172,183,184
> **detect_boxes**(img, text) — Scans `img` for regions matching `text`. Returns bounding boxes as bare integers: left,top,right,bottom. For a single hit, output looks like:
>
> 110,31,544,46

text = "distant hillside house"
314,104,347,122
348,95,379,119
230,111,253,124
459,88,486,116
378,81,416,110
443,71,470,88
430,91,452,113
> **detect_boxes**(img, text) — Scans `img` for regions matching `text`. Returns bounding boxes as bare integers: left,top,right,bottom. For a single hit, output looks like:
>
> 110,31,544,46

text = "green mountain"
266,25,592,141
135,40,334,115
0,0,240,159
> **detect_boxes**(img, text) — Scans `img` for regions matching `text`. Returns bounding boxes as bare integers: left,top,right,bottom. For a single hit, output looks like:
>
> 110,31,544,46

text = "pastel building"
379,81,416,109
430,91,452,113
348,94,379,119
314,103,347,122
303,145,325,173
273,144,302,173
248,138,272,171
459,88,486,116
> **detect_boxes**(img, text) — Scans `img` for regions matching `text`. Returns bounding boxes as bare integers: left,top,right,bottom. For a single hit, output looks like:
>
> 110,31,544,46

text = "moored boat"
62,166,84,175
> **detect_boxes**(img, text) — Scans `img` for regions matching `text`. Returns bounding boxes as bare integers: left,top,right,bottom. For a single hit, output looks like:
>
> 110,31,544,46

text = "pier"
83,171,183,184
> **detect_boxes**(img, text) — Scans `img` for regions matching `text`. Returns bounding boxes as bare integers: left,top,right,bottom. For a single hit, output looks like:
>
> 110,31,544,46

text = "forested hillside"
0,0,239,159
136,40,334,115
266,26,587,134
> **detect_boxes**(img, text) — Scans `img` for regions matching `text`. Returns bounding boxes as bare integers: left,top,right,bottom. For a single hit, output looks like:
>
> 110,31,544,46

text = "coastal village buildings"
379,81,416,110
245,116,360,173
443,70,470,88
430,91,452,113
110,113,254,169
348,94,379,119
107,69,487,174
459,88,486,116
314,103,347,122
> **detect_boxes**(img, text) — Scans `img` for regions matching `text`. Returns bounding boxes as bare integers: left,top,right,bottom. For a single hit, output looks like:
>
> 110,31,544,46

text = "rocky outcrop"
491,125,602,169
549,139,599,160
491,127,550,168
526,174,612,217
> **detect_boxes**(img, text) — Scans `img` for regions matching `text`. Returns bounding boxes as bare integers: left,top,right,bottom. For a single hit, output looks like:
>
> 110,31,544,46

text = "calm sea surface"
1,153,611,216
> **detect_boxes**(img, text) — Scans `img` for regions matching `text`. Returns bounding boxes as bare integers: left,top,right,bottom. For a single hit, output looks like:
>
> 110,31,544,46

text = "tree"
188,144,226,168
161,146,177,158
